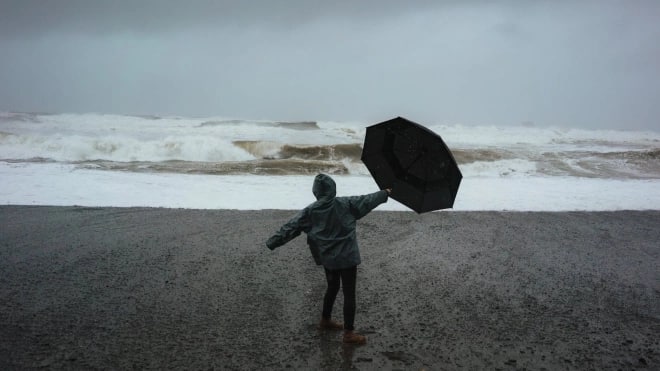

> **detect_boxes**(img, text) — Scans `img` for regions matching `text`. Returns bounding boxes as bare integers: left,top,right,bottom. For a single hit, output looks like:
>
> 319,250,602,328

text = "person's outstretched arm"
266,209,310,250
347,189,390,220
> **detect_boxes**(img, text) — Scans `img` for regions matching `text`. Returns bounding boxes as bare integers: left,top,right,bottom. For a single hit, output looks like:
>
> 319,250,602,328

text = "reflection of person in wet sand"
266,174,390,344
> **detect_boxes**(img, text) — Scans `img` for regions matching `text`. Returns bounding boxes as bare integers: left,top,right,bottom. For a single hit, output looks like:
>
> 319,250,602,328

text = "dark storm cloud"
0,0,447,37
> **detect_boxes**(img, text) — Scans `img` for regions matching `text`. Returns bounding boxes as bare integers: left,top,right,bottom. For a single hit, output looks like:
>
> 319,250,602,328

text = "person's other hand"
385,188,392,195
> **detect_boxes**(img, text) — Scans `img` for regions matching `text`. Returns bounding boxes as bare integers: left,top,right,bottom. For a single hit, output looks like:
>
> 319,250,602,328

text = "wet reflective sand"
1,207,658,369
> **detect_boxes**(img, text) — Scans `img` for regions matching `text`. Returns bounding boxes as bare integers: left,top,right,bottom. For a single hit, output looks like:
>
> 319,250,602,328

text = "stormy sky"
1,0,659,130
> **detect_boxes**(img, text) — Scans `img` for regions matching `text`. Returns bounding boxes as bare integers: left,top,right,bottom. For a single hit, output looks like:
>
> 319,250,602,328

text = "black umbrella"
361,116,462,213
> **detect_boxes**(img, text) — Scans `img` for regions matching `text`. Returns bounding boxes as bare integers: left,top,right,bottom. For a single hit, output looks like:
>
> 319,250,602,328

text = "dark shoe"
317,318,343,330
343,330,367,344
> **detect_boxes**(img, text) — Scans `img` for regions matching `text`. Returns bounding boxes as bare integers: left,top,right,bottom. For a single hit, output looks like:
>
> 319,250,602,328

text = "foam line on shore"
2,162,660,211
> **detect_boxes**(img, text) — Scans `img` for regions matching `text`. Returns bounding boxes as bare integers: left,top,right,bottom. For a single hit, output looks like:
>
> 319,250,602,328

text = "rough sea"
2,112,659,211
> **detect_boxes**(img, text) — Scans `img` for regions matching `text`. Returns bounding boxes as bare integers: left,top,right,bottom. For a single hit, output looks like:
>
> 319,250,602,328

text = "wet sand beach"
1,206,659,370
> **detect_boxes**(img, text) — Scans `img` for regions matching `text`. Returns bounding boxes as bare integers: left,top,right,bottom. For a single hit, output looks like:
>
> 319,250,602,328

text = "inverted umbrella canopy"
361,116,462,213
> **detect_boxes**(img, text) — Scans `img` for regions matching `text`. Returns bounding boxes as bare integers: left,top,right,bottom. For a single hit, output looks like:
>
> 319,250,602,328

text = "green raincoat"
266,174,388,270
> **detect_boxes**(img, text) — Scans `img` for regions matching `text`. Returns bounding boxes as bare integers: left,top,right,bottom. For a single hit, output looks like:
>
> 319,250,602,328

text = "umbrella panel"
388,178,455,213
389,131,451,189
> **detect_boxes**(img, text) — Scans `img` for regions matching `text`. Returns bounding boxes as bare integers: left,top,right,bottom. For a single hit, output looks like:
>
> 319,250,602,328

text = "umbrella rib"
403,152,423,173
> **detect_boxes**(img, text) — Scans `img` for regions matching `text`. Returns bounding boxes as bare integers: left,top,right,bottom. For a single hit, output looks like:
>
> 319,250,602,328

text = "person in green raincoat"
266,173,390,344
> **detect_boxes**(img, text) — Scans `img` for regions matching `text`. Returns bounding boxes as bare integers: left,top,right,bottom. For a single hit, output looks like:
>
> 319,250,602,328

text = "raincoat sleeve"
266,209,311,250
347,190,389,220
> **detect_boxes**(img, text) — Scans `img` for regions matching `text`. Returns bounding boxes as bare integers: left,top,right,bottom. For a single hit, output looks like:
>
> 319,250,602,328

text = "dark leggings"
322,266,357,331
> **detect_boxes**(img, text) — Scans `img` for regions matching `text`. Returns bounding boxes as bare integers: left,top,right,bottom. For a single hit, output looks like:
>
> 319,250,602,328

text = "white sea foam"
0,132,256,162
432,123,659,150
460,159,539,178
1,112,659,210
2,162,660,211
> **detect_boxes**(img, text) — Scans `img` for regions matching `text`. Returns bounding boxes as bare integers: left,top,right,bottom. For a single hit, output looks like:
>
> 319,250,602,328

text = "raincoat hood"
312,174,336,200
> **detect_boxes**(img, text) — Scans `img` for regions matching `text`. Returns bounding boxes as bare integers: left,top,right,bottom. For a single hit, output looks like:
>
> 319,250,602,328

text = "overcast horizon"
1,0,659,130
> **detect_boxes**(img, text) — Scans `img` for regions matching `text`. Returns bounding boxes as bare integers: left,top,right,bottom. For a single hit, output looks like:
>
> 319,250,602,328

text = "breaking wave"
233,141,363,161
74,159,352,176
198,120,320,130
1,112,659,178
